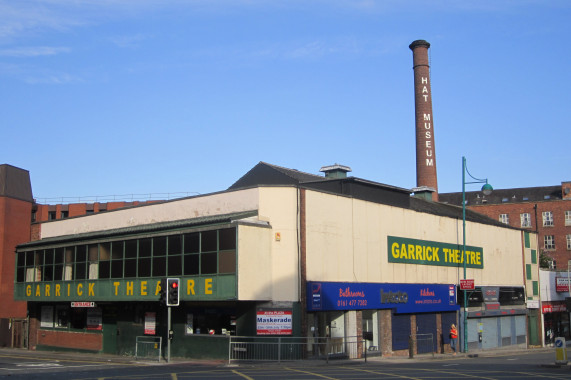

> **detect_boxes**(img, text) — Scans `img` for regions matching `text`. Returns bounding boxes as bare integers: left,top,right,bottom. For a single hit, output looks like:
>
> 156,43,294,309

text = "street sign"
460,279,475,290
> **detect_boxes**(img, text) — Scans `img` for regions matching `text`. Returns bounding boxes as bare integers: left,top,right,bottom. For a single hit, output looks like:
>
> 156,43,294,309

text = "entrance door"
102,311,118,354
416,313,437,353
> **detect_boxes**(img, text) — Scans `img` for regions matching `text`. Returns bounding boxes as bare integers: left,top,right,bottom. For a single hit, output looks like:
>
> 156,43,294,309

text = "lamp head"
481,183,493,196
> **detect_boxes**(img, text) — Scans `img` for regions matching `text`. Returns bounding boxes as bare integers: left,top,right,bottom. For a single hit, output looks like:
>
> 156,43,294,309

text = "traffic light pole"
167,306,171,363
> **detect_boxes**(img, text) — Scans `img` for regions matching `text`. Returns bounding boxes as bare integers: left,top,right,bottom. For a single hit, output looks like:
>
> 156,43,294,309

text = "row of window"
542,234,571,251
498,211,571,228
16,228,236,282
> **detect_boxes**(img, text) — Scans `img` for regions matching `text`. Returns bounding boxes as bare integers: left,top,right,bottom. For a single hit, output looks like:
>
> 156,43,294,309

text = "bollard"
409,335,414,359
555,337,568,364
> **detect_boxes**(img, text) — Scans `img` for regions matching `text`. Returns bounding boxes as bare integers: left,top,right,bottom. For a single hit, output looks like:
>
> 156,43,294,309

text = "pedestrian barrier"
415,333,435,356
135,336,162,362
228,336,367,364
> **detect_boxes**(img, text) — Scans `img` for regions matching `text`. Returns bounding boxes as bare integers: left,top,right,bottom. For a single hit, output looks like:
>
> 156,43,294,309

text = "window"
520,213,531,228
531,249,537,264
567,234,571,250
16,227,237,283
499,214,509,224
544,235,555,250
502,198,509,203
566,211,571,226
48,211,56,220
526,264,532,280
60,211,69,219
542,211,554,226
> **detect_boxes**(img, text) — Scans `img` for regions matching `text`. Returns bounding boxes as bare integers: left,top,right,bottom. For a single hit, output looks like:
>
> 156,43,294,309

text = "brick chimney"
409,40,438,201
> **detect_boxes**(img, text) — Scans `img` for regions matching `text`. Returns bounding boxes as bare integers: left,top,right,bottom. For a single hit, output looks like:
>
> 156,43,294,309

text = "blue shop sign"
307,282,458,314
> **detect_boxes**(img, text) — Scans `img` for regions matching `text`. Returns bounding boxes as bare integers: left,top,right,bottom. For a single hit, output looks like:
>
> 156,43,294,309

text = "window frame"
520,213,531,228
544,235,555,250
542,211,554,227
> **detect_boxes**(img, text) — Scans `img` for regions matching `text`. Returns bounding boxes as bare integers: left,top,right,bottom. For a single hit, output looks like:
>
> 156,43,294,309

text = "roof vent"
319,164,352,179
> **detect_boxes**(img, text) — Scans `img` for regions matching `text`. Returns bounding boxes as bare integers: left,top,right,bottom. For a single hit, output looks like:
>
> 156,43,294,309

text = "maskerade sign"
388,236,484,269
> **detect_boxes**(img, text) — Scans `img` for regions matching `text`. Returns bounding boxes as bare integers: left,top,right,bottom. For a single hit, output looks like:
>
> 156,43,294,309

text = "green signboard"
14,275,236,302
388,236,484,269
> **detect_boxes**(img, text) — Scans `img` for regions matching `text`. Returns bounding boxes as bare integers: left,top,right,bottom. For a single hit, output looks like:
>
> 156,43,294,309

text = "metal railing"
135,336,162,362
35,192,201,204
228,336,368,364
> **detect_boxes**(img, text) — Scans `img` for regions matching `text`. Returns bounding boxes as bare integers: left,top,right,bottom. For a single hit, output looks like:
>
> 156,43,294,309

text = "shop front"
542,302,570,345
306,281,459,355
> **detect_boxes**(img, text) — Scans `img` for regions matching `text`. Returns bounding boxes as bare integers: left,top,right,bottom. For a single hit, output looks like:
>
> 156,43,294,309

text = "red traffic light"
171,282,178,289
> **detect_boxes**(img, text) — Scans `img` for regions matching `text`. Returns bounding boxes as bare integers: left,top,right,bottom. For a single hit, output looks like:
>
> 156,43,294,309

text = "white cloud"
0,46,70,57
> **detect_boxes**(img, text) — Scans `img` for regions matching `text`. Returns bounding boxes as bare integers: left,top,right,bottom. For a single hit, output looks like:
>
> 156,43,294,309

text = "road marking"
420,367,498,380
442,364,460,367
285,367,340,379
337,366,423,380
16,362,63,367
231,369,255,380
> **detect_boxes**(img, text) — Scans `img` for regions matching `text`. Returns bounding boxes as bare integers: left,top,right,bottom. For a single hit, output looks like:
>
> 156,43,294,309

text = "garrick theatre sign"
14,275,236,302
306,236,484,313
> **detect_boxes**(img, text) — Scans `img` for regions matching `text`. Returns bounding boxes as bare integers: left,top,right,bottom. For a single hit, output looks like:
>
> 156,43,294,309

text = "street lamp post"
462,156,493,353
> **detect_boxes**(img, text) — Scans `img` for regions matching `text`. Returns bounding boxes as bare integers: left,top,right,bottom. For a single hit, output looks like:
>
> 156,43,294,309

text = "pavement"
0,344,568,367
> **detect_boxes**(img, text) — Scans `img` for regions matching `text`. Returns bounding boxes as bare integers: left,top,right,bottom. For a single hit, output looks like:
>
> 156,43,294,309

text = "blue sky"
1,0,569,202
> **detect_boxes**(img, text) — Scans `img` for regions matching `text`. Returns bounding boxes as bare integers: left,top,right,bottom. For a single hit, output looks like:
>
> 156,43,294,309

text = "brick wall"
36,329,102,352
470,199,571,269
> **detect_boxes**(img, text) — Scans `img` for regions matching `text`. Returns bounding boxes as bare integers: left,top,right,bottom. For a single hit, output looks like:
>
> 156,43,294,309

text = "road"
1,348,570,379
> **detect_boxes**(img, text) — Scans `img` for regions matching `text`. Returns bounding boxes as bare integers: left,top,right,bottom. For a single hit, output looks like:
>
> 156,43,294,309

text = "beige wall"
237,224,272,300
304,190,525,287
40,189,259,238
258,187,300,302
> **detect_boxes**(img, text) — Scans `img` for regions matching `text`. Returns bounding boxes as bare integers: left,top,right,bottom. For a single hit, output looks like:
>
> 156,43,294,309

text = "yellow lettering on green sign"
155,280,161,296
187,279,195,295
35,285,40,297
55,284,61,297
45,284,51,297
126,281,133,296
205,278,213,295
391,242,399,259
88,283,95,296
26,285,31,297
113,282,120,296
141,281,147,296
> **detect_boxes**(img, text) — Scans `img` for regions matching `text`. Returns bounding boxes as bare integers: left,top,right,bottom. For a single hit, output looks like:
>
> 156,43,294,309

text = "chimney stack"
409,40,438,201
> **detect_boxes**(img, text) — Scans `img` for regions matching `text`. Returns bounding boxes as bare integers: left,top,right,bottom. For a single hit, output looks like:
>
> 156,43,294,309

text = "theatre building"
14,162,537,357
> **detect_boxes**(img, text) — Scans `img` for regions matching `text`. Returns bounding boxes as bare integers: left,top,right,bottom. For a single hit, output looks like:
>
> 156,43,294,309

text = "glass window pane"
219,228,236,250
202,230,217,252
154,237,167,256
140,238,152,257
184,233,199,253
99,261,110,279
168,235,182,255
17,252,25,267
45,249,54,265
111,260,123,278
16,267,25,282
124,259,137,278
219,250,236,274
138,258,151,277
201,252,217,274
76,246,87,262
125,239,137,258
55,248,64,264
75,261,86,280
153,257,166,277
112,242,124,260
43,265,54,281
184,254,199,275
168,256,182,276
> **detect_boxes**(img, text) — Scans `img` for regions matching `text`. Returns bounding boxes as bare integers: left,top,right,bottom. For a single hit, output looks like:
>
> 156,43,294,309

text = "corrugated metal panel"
17,210,258,250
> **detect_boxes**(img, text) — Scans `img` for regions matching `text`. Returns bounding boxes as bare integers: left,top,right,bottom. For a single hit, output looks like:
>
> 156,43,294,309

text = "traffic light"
166,278,180,306
158,278,166,305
